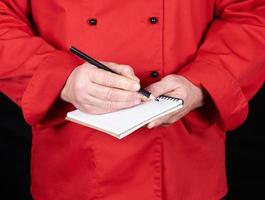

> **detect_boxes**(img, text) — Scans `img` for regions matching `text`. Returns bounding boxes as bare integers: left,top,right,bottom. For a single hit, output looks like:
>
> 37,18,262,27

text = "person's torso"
29,1,227,199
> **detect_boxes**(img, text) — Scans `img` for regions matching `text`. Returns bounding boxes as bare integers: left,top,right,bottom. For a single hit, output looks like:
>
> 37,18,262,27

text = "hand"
145,75,205,128
60,61,143,114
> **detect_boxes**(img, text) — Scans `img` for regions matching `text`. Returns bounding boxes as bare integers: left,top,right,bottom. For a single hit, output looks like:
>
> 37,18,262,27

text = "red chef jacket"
0,0,265,200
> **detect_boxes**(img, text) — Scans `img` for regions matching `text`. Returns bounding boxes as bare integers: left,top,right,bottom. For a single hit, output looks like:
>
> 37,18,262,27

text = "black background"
0,85,264,200
226,85,265,199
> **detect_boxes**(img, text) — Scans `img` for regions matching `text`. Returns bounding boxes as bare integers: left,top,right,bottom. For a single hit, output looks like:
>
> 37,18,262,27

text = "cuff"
21,50,82,126
178,58,248,131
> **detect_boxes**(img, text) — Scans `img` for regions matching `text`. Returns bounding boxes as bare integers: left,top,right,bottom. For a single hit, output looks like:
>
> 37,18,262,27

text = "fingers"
74,103,107,115
88,82,142,102
100,61,140,82
87,66,140,91
147,107,186,128
147,112,181,128
147,113,173,129
75,94,141,114
165,112,186,124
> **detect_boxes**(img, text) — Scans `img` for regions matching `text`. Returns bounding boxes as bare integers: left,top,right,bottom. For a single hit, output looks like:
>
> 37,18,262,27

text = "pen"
69,46,158,101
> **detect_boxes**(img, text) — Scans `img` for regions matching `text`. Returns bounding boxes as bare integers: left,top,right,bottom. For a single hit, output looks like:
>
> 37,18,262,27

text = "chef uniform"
0,0,264,199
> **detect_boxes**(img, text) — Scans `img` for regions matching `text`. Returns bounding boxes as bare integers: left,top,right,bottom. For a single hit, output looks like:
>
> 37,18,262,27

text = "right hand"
60,62,143,114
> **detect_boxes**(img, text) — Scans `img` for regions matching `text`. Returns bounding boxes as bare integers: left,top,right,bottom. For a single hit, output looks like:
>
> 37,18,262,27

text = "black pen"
69,46,157,101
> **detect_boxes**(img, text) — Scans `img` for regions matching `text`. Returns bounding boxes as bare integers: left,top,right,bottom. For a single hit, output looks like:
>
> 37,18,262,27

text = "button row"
87,17,158,26
87,17,160,79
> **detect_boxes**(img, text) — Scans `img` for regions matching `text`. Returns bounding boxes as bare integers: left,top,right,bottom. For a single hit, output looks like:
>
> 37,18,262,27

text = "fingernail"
148,123,154,129
141,96,149,102
134,100,141,105
133,83,140,91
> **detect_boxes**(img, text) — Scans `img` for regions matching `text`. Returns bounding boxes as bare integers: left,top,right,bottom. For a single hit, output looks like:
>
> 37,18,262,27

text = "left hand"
145,75,205,128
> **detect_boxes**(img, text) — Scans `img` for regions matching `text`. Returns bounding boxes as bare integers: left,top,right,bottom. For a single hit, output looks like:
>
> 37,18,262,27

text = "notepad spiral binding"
158,95,184,105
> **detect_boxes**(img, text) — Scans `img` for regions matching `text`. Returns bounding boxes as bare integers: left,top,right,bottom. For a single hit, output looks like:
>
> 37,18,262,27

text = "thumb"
145,77,177,97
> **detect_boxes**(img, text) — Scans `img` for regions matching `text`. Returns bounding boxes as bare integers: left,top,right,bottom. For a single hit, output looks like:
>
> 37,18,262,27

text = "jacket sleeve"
178,0,265,131
0,1,81,126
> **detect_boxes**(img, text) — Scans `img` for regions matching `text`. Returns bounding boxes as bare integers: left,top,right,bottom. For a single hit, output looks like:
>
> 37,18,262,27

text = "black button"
88,18,97,26
150,71,159,78
149,17,158,24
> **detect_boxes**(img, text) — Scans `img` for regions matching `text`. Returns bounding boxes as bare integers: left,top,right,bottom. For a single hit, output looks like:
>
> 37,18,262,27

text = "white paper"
66,96,183,139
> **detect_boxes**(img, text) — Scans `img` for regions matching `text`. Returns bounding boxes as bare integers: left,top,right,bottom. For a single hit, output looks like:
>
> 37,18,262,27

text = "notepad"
66,95,183,139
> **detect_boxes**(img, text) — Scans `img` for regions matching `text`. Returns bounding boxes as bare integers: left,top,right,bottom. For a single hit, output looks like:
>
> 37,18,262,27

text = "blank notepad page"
66,96,183,139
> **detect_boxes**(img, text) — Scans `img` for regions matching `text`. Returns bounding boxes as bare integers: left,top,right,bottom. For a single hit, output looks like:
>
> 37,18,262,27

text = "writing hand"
60,62,142,114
